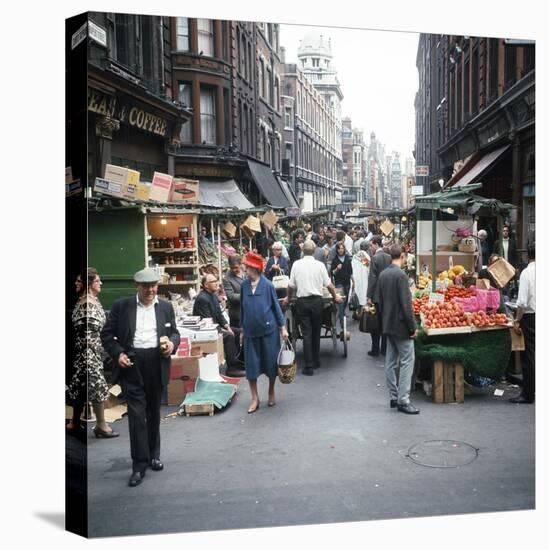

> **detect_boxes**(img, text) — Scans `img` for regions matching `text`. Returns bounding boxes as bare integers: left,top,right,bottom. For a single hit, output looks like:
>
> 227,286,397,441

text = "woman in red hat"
240,252,289,413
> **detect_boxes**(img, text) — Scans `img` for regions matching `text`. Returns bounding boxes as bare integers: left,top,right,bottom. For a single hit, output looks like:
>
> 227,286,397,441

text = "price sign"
429,292,445,304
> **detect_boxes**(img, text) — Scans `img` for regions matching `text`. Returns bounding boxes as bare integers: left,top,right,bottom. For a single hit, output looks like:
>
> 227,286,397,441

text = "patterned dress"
67,298,109,404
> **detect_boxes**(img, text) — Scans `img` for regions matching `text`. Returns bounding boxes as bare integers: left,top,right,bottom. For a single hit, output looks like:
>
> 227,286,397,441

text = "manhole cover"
406,440,479,468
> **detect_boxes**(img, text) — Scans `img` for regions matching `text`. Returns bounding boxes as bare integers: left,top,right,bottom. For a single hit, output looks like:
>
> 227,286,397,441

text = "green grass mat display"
415,328,511,380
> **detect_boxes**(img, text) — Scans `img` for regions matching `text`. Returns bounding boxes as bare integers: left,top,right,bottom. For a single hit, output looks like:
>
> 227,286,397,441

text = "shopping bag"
349,291,360,311
272,275,290,290
510,329,525,351
277,340,296,384
359,305,378,333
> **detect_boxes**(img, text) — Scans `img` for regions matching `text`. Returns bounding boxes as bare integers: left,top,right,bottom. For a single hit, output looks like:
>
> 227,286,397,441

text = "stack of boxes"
93,164,200,205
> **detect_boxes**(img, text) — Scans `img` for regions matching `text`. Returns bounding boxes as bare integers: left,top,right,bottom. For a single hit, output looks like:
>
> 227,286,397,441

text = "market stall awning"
276,175,300,208
247,160,298,208
198,179,254,209
446,145,510,188
415,183,516,216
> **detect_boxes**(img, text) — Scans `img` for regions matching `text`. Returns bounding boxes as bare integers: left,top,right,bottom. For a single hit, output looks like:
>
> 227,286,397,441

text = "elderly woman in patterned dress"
67,268,119,438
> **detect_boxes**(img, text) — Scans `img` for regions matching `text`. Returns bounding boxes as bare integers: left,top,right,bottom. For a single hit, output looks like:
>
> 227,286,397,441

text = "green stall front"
88,206,147,309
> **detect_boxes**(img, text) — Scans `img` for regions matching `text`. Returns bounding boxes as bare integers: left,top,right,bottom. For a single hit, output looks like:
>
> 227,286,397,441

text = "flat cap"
134,268,160,284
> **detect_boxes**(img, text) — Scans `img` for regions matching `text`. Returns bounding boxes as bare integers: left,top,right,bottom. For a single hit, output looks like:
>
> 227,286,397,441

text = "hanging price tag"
429,292,445,304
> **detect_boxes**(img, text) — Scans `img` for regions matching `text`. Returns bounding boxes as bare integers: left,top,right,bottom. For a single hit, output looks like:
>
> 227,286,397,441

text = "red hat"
243,252,264,271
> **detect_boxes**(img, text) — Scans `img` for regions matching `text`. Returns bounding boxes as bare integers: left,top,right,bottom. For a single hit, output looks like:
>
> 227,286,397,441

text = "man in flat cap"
101,268,180,487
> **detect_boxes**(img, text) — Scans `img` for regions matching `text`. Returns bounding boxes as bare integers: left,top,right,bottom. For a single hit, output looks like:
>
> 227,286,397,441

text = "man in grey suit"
378,245,419,414
366,236,391,356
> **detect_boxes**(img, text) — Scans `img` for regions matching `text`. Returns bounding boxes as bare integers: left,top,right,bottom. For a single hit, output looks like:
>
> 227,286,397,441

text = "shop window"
197,18,214,57
178,82,193,143
176,17,189,51
200,87,216,145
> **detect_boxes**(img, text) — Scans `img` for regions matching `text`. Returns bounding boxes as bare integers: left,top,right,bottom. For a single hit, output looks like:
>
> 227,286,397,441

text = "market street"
82,320,535,538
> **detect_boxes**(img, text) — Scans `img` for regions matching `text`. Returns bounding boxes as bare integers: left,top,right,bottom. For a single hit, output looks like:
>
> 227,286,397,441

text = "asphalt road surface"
81,320,535,538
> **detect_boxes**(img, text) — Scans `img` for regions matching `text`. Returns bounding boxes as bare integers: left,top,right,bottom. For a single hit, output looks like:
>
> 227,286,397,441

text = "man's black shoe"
150,459,164,471
226,367,246,377
509,395,533,404
397,402,420,414
128,471,145,487
367,350,379,357
390,399,397,408
302,367,314,376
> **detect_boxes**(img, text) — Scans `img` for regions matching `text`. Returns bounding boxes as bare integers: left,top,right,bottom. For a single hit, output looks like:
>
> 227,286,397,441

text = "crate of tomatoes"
469,310,513,331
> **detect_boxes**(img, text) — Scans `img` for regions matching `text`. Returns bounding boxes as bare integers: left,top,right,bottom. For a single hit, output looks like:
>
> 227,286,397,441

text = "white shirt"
134,295,159,348
502,238,509,261
516,262,535,313
289,255,331,298
344,235,353,255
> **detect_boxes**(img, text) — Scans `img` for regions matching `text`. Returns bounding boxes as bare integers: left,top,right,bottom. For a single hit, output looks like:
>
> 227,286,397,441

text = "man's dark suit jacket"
377,264,416,339
192,290,227,328
101,297,180,387
367,249,392,303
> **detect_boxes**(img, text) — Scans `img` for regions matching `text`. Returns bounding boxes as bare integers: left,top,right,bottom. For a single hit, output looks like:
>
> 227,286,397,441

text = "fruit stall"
412,185,516,403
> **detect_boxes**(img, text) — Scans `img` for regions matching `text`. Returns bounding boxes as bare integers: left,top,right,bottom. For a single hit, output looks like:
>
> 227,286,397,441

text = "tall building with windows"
389,152,402,209
281,62,341,210
415,33,535,252
170,17,296,208
341,117,367,206
86,12,193,184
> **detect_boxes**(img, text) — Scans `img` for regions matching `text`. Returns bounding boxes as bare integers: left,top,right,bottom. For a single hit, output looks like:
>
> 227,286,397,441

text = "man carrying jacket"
378,245,419,414
367,235,391,356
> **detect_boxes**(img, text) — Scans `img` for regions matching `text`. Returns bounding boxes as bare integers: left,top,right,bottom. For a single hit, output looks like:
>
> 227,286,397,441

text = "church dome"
297,31,333,59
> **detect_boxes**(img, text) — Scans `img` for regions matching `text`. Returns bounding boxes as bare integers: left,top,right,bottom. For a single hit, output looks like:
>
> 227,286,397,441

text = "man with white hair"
478,229,492,267
284,240,343,376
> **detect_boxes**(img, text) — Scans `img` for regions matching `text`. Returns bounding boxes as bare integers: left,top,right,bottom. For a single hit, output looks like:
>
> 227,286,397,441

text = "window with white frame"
176,17,189,51
200,86,216,145
197,19,214,56
284,106,292,128
178,82,193,143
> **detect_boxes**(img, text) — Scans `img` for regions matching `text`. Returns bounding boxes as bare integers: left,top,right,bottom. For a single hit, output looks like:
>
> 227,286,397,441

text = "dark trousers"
370,302,387,354
296,296,323,369
119,348,163,474
336,284,350,329
223,327,242,368
520,313,535,402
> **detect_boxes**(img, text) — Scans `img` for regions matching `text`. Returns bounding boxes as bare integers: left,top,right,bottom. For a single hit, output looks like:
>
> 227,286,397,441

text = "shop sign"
88,88,168,137
286,207,302,217
415,165,429,177
429,292,445,304
411,185,424,196
71,22,87,50
88,20,107,47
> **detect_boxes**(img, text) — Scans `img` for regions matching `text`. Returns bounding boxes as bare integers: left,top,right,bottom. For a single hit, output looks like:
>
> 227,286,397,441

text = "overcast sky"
279,23,419,166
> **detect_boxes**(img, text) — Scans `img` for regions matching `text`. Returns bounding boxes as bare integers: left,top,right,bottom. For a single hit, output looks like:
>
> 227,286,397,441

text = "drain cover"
407,440,479,468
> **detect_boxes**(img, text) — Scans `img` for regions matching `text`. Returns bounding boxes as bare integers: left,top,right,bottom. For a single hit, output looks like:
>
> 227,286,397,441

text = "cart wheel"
342,316,348,358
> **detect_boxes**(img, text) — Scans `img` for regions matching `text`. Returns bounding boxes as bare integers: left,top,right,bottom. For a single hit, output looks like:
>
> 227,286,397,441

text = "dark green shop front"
88,206,146,309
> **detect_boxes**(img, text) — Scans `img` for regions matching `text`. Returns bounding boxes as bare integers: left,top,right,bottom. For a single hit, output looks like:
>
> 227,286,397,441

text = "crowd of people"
66,222,535,488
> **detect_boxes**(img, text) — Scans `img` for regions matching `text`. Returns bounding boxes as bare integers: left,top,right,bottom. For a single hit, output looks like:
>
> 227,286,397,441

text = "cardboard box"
167,379,188,406
170,347,203,380
193,329,219,342
66,179,82,197
65,166,73,184
261,210,279,230
192,334,224,365
476,278,491,290
126,169,140,185
94,177,124,198
380,219,395,236
222,221,237,238
136,182,150,201
241,215,261,235
487,257,516,289
149,171,173,203
170,178,199,204
104,164,130,185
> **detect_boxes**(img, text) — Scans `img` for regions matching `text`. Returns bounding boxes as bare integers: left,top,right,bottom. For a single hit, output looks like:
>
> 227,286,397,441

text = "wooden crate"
432,361,464,404
184,403,215,417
